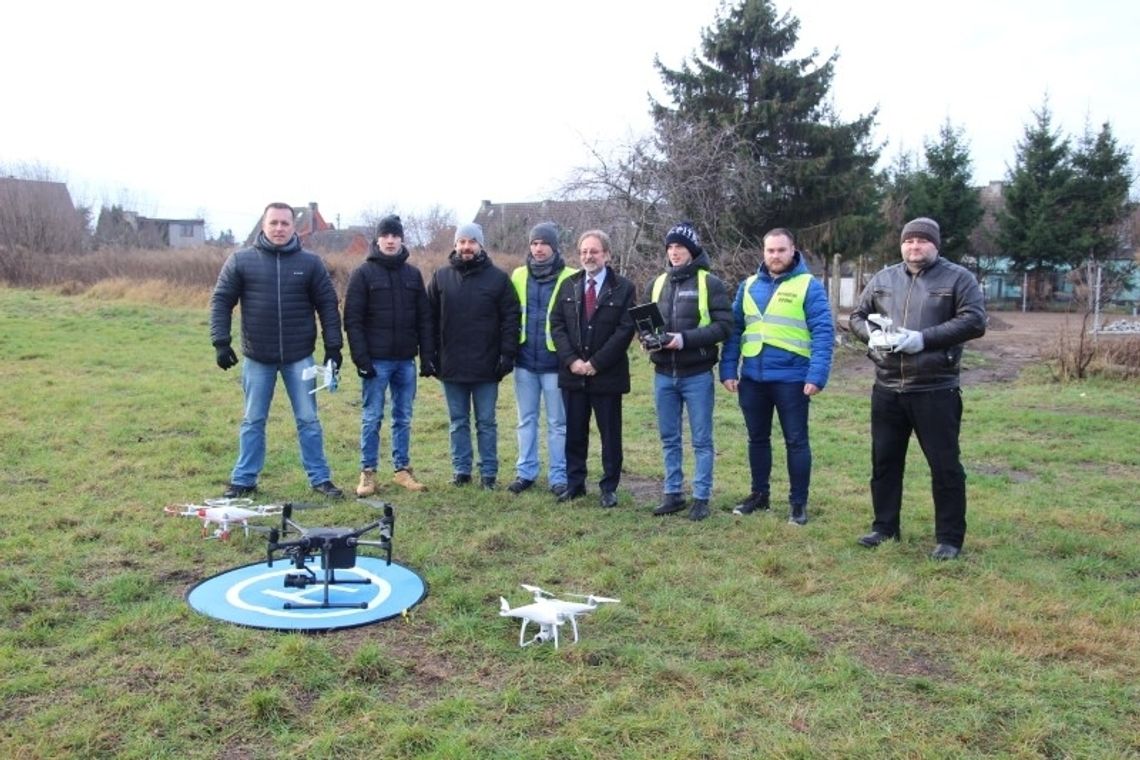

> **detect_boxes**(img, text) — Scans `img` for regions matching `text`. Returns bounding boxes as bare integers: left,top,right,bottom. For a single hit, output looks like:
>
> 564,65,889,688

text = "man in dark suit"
549,229,636,508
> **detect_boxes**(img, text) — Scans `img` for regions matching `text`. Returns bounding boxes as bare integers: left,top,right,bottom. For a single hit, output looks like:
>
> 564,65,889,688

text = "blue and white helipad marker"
186,557,427,632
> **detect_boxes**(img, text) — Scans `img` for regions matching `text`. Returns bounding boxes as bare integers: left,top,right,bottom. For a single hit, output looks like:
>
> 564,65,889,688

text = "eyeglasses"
579,248,605,255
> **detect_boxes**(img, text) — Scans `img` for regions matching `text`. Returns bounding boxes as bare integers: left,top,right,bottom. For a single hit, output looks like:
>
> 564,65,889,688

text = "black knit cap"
376,214,404,239
665,221,702,257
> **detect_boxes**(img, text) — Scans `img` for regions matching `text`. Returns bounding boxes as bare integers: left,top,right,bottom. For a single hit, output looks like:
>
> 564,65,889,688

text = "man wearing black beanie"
343,214,436,496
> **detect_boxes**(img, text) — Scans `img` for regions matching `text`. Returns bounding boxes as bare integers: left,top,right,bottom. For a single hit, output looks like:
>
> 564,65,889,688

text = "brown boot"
393,468,427,492
356,469,377,497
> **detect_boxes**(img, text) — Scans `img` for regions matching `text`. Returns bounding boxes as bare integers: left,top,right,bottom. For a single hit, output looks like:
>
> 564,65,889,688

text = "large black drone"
265,502,395,609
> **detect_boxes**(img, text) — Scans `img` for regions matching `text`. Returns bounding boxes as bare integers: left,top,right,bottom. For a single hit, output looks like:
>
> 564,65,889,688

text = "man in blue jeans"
508,223,576,496
210,202,345,499
427,222,520,489
644,222,732,521
343,215,436,497
719,228,833,525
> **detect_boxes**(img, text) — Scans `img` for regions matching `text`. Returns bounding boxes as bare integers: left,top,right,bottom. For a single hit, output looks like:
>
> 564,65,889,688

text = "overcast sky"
4,0,1137,239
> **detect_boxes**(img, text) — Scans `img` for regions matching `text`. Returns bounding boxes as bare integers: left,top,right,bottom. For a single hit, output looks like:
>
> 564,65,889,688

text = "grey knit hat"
455,222,485,248
528,222,560,254
900,217,940,248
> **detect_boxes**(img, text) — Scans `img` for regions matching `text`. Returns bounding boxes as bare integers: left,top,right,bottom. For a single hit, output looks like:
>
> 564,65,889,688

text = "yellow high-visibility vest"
511,265,577,351
651,270,711,327
740,273,811,357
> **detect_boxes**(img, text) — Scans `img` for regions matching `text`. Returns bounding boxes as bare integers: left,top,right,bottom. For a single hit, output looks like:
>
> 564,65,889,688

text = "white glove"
894,327,925,354
868,330,892,351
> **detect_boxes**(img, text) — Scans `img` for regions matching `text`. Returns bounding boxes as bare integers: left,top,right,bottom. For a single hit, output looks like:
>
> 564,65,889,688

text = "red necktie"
584,277,597,321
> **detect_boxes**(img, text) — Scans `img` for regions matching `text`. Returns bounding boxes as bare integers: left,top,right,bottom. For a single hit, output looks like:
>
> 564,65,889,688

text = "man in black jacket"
209,202,344,499
343,215,435,497
849,217,987,559
549,229,637,508
644,222,733,521
427,222,520,489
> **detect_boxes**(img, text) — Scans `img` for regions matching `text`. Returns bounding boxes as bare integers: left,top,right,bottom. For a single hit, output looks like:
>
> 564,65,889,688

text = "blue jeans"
513,367,567,485
654,371,715,500
442,381,499,479
231,356,331,487
359,359,417,472
737,378,811,506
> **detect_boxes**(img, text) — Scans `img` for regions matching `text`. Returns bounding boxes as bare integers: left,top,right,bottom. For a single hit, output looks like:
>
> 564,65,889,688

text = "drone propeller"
564,593,620,604
520,583,553,597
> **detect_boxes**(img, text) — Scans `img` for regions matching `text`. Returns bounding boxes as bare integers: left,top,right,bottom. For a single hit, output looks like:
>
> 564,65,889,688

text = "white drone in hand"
867,313,902,351
164,498,284,540
302,360,338,394
499,583,620,648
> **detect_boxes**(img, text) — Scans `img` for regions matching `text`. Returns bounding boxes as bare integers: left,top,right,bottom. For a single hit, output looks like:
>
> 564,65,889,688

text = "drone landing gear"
282,565,372,610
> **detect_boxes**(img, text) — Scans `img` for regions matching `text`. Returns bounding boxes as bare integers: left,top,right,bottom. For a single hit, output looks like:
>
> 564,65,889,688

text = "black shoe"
599,491,618,509
507,478,534,494
788,503,808,526
549,483,568,497
858,530,899,548
481,477,497,490
312,481,344,499
222,483,257,499
557,487,585,503
688,498,710,521
930,544,961,560
452,473,472,486
652,493,687,516
732,492,769,515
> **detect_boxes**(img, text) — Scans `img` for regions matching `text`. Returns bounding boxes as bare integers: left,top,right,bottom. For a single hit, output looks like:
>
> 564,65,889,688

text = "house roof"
0,177,79,221
472,198,640,252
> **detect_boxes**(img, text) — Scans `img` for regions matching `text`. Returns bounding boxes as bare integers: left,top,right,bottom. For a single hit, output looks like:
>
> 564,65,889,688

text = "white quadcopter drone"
867,313,903,351
302,359,338,394
164,498,284,540
498,583,620,648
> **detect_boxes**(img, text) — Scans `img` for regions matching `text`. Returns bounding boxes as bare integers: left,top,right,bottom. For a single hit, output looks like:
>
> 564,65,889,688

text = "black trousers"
870,386,967,547
563,389,623,494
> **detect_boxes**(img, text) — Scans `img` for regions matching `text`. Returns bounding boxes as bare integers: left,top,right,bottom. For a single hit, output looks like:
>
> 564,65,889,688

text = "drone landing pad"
186,557,427,632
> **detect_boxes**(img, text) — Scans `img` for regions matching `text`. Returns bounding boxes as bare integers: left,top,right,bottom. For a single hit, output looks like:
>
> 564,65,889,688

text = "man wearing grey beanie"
849,217,987,560
426,221,521,490
506,223,576,496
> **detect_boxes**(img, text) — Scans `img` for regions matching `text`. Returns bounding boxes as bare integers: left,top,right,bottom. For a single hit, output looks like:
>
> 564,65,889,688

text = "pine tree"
1069,121,1133,263
651,0,880,255
907,121,984,262
997,101,1075,274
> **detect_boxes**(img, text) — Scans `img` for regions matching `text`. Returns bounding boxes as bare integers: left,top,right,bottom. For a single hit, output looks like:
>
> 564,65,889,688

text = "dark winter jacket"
343,243,434,368
549,267,637,394
427,250,520,383
514,256,574,374
719,252,835,388
644,250,733,377
849,256,987,392
209,232,342,364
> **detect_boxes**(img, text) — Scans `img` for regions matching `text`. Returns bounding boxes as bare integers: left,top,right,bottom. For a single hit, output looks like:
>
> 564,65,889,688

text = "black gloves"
215,343,238,370
419,358,438,378
323,348,343,370
495,355,514,380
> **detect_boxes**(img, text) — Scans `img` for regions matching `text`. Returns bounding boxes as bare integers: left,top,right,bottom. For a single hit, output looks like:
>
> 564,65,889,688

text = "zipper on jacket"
276,253,284,362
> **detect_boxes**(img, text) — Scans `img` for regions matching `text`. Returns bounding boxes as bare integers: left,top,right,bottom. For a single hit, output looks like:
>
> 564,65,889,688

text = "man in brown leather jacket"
849,217,987,560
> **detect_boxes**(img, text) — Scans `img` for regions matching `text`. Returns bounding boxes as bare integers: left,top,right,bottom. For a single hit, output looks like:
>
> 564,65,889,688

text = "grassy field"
1,286,1137,759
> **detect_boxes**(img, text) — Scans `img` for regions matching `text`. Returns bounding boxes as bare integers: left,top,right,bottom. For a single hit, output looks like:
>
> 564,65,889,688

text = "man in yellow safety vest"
719,228,834,525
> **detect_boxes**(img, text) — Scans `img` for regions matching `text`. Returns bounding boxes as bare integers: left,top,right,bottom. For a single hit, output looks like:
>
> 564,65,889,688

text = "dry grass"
0,244,530,308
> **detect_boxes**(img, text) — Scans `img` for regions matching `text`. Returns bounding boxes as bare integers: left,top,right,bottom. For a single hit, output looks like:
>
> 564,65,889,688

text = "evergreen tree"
651,0,880,255
1069,121,1134,263
907,121,984,262
997,101,1075,274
